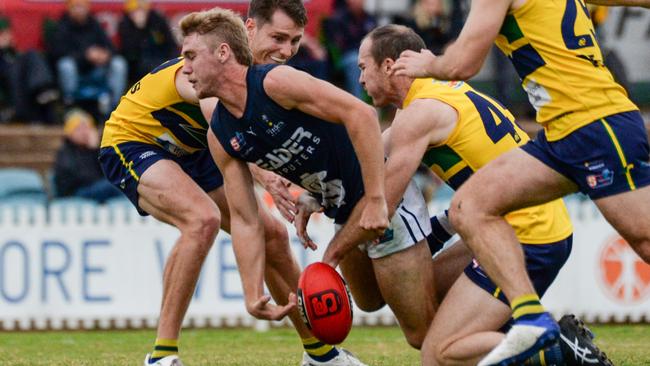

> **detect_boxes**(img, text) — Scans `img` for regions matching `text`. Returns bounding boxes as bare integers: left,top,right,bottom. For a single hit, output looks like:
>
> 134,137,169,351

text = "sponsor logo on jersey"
524,80,551,112
245,126,257,136
230,132,245,152
446,80,464,89
255,127,319,170
139,151,157,160
266,121,286,136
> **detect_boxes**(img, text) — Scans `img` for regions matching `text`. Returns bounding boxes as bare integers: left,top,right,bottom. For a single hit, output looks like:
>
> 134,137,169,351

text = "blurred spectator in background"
118,0,177,85
50,0,127,115
0,15,59,124
323,0,376,99
287,34,328,80
393,0,453,55
54,109,120,203
589,5,630,92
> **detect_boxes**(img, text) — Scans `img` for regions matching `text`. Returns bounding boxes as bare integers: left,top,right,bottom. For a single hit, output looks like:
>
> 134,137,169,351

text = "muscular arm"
393,0,511,80
198,86,297,221
586,0,650,7
207,129,295,320
323,99,458,266
384,99,457,217
264,66,388,233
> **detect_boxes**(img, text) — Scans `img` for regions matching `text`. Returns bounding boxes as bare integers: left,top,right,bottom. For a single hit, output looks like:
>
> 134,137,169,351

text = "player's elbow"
351,104,379,127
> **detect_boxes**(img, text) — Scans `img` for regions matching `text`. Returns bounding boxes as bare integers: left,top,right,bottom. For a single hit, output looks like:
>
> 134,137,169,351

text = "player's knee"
448,195,472,236
420,340,442,366
449,190,492,236
431,341,454,366
182,209,221,246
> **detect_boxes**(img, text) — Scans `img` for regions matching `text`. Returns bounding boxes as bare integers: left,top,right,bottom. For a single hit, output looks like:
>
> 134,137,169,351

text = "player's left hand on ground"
392,49,437,78
359,196,389,235
294,192,323,250
247,293,297,321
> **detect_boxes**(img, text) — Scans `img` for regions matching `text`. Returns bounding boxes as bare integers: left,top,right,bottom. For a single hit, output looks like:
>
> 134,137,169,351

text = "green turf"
0,324,647,365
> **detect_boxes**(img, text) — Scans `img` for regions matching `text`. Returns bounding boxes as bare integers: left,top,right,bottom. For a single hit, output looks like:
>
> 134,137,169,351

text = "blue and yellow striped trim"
600,119,636,190
112,145,140,182
511,294,544,320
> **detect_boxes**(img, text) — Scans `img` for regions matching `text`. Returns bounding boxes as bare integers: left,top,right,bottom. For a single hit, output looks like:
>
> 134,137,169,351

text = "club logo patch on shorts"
586,168,613,189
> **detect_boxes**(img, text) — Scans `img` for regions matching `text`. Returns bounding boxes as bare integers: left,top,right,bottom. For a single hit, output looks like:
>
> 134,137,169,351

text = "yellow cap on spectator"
63,109,95,136
124,0,150,12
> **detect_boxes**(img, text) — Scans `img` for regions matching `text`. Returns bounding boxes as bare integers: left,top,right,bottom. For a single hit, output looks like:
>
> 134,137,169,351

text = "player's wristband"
426,210,456,254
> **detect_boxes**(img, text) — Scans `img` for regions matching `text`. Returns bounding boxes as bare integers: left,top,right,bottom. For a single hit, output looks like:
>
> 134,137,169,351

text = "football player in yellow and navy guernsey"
100,1,369,365
355,24,615,366
180,7,448,354
392,0,650,365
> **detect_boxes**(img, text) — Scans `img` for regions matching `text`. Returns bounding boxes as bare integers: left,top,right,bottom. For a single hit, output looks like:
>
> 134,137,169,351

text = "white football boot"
301,348,368,366
143,354,185,366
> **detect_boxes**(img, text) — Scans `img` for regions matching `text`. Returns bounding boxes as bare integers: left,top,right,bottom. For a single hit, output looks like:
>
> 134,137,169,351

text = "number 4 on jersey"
465,91,521,144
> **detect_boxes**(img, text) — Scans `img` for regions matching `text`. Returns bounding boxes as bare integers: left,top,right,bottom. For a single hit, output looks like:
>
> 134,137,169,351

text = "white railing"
0,199,648,330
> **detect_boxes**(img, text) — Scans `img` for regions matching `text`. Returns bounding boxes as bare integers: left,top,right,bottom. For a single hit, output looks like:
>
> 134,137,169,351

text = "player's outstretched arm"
322,99,457,267
586,0,650,7
207,129,296,321
392,0,510,80
264,65,389,235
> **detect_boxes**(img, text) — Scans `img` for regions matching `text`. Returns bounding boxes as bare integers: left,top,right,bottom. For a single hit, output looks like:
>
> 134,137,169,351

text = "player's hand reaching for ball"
247,293,297,321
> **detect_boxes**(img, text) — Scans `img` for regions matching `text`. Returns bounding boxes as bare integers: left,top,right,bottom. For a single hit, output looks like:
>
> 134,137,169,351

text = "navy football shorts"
521,111,650,199
464,235,573,305
99,142,223,215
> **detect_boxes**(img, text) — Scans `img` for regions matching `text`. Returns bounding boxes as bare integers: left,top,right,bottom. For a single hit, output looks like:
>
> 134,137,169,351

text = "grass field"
0,324,648,365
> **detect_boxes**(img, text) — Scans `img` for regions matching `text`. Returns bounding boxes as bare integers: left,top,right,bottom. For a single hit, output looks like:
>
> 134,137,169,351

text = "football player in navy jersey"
181,7,439,350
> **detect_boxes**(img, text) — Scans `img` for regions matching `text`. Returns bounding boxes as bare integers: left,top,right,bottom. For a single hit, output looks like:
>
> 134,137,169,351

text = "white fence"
0,199,649,331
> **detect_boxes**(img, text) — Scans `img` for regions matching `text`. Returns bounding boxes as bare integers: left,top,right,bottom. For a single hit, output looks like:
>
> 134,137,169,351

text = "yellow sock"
511,294,545,320
150,338,178,362
302,337,338,362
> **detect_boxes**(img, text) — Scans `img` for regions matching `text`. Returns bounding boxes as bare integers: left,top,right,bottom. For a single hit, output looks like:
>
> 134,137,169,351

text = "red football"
297,262,353,345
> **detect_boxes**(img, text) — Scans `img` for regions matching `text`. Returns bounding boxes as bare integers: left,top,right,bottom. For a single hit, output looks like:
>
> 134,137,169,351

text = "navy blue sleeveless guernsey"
211,64,364,223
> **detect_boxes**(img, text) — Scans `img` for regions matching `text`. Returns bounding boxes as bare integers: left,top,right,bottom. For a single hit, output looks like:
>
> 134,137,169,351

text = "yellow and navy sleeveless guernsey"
101,58,209,155
494,0,638,141
404,79,573,244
